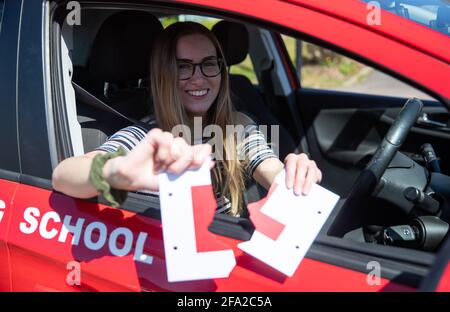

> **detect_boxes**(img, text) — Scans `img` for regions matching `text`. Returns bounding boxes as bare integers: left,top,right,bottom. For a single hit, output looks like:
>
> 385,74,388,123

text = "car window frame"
0,0,21,180
15,0,55,181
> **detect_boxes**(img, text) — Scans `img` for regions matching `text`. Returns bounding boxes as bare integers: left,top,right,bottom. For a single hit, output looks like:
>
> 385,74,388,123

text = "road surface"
332,69,435,100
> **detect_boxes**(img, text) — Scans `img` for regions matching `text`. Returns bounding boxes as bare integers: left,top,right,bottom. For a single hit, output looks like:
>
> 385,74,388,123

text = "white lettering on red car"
18,207,153,265
15,162,338,282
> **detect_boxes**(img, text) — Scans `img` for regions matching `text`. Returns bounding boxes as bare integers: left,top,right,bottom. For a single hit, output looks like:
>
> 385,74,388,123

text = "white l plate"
238,171,340,277
159,159,236,282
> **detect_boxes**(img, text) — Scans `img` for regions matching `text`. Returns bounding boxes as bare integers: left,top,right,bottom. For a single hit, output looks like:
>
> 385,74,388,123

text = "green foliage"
339,61,352,75
160,16,179,28
160,15,219,29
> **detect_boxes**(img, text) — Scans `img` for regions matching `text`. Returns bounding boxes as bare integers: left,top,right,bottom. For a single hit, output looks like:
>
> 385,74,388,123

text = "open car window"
57,7,273,223
281,35,436,100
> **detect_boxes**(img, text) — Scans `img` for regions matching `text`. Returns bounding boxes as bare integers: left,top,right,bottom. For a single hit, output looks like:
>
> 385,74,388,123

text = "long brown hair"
150,22,245,216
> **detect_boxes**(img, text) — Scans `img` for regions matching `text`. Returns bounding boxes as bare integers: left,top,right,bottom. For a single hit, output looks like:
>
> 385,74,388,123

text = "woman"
52,22,322,216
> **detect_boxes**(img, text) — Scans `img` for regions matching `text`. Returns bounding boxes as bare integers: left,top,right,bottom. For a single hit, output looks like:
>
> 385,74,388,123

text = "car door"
3,0,165,292
3,0,82,291
37,0,409,292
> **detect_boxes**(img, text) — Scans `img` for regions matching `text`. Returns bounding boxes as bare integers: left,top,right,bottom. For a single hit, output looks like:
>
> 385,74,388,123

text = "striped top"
96,117,277,214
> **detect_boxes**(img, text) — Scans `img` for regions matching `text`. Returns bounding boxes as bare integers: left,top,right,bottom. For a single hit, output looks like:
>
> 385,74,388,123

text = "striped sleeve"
238,124,277,177
95,125,149,153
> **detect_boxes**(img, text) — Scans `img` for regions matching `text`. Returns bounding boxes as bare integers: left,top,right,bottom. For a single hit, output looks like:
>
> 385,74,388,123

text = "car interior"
54,2,450,273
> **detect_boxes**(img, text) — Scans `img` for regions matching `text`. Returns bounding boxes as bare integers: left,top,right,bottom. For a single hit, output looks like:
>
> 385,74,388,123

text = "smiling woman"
52,19,321,218
176,33,223,117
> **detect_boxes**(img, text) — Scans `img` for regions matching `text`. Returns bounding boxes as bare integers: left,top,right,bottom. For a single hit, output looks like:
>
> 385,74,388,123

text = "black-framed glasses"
177,58,223,80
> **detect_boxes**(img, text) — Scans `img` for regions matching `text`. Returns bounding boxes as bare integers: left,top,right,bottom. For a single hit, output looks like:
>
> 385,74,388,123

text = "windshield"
361,0,450,36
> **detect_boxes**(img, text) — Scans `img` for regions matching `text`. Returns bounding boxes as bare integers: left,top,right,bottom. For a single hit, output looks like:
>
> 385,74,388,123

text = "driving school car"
0,0,450,291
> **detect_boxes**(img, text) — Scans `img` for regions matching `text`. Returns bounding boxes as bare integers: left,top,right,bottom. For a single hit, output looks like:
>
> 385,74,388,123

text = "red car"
0,0,449,292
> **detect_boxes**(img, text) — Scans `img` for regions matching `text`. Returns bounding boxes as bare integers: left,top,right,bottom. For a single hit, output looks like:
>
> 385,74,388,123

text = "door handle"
416,113,447,128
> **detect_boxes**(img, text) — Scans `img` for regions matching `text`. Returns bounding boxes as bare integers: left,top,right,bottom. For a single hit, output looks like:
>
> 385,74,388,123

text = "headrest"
212,20,249,66
88,11,163,84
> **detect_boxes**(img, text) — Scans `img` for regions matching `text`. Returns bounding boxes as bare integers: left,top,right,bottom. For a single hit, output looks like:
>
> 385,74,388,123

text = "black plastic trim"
208,214,254,241
120,192,161,220
307,243,428,287
420,235,450,291
18,173,52,190
316,234,435,267
0,0,21,173
0,168,20,183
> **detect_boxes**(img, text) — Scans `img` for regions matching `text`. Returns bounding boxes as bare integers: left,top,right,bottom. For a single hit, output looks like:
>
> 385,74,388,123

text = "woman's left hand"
284,153,322,196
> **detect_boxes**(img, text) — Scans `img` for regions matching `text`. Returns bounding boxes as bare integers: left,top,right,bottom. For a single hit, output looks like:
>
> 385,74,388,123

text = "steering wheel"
334,98,424,235
365,98,423,183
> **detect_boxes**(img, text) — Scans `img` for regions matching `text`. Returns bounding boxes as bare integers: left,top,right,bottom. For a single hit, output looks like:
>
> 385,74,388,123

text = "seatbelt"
260,59,310,156
72,81,154,131
260,59,278,113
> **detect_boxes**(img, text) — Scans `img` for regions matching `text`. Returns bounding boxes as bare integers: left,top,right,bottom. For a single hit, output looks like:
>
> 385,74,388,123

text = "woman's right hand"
103,128,212,192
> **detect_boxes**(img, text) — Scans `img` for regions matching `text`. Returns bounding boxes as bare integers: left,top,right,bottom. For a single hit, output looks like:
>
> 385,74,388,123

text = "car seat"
212,21,302,206
73,10,163,152
212,20,299,160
